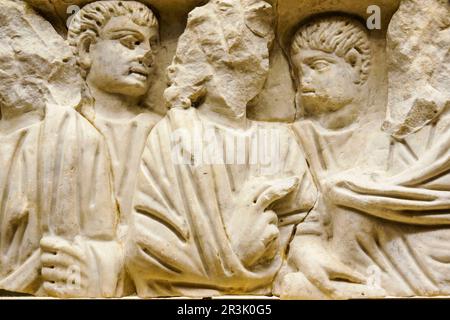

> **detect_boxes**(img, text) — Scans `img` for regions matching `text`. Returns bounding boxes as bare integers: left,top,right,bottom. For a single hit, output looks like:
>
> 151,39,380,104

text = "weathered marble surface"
0,0,448,298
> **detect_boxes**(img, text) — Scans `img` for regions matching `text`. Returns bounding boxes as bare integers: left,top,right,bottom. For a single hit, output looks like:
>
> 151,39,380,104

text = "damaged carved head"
164,0,275,118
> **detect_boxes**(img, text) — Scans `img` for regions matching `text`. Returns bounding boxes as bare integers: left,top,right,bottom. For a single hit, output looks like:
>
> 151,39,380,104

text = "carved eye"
119,35,139,49
310,60,330,71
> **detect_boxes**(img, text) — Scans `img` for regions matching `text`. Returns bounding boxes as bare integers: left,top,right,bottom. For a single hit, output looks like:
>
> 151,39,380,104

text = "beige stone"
0,0,448,299
383,0,450,138
126,0,316,297
275,4,450,299
0,0,122,298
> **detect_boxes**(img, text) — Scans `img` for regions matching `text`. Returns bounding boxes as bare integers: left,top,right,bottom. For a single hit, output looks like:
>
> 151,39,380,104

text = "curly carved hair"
67,1,158,75
291,15,371,84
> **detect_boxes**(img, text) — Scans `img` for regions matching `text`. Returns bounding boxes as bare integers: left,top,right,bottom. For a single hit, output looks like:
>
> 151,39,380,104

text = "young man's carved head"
164,0,274,117
291,15,371,117
68,1,159,97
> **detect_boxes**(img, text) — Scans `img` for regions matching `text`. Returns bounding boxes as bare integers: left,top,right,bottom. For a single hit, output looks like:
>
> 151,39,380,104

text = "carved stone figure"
324,1,450,298
0,0,449,299
277,8,450,299
274,14,392,299
125,0,317,297
67,1,161,294
0,0,121,298
67,0,161,233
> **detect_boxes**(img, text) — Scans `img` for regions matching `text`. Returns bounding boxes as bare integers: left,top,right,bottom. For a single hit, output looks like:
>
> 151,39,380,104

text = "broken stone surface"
0,0,82,114
0,0,449,299
383,0,450,138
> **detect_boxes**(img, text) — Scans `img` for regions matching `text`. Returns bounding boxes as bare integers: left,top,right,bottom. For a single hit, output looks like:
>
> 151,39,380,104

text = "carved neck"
86,80,142,121
314,101,361,130
197,96,249,130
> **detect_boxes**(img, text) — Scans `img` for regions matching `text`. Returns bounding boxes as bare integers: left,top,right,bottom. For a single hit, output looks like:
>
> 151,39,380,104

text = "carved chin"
301,93,353,115
118,77,150,95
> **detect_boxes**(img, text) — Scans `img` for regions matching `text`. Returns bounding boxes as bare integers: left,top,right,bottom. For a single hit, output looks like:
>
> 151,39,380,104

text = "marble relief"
0,0,448,298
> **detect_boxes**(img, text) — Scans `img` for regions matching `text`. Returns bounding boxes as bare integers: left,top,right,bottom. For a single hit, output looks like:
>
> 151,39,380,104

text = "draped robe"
0,106,121,297
93,112,160,227
92,112,160,296
286,111,450,297
127,108,317,297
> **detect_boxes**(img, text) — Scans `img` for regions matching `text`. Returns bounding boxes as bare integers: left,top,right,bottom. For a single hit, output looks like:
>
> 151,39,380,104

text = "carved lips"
129,66,149,80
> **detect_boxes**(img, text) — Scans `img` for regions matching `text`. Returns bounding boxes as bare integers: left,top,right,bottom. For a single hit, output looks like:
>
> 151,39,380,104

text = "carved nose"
140,51,154,68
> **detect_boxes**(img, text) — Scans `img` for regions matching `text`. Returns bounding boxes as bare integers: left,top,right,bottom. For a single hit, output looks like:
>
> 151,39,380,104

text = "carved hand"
289,235,367,299
227,176,299,268
40,236,89,298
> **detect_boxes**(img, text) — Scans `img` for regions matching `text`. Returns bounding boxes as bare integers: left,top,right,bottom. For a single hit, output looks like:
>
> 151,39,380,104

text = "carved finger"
41,252,76,268
262,210,278,225
41,267,68,283
245,224,280,267
262,224,280,246
255,177,299,210
40,237,84,260
326,264,366,284
43,281,67,298
246,212,278,246
303,265,337,298
242,179,273,204
262,226,280,261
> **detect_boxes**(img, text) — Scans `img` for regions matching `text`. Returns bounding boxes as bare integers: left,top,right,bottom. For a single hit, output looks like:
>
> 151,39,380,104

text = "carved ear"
345,48,363,84
77,34,94,70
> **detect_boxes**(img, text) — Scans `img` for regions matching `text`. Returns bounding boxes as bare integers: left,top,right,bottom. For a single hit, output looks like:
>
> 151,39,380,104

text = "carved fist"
227,176,299,268
40,236,89,298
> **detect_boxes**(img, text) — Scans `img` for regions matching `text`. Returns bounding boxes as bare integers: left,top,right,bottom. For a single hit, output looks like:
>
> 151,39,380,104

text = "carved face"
84,15,158,97
197,0,273,115
292,49,360,116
